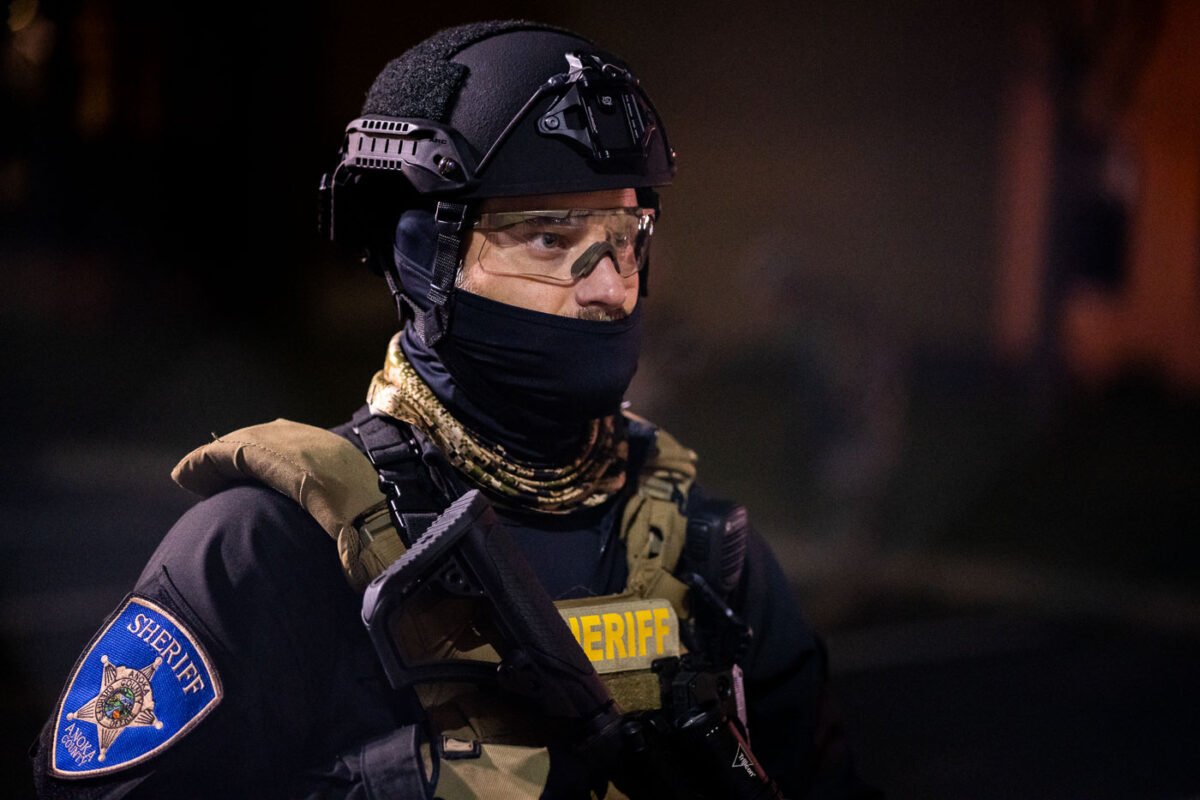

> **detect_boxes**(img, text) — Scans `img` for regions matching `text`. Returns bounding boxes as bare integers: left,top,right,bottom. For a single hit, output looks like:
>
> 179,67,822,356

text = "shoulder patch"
50,595,223,779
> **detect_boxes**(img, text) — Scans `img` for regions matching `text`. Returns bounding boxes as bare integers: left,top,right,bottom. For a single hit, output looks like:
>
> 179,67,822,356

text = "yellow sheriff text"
557,599,679,674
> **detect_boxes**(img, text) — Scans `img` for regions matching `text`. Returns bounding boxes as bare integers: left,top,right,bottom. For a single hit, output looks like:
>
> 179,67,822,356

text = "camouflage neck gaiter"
367,332,629,513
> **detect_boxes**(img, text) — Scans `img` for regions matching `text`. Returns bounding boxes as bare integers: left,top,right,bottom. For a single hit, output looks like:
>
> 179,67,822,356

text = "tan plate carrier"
173,414,699,799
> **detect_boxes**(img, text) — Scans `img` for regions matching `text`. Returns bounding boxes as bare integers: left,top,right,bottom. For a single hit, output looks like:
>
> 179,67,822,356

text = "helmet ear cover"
317,117,470,261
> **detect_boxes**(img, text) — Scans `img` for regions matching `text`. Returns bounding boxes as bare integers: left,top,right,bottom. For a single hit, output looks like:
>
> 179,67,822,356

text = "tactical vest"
172,413,748,799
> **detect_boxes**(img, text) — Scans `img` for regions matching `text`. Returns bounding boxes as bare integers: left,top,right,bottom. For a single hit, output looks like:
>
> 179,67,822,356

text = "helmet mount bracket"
535,54,654,166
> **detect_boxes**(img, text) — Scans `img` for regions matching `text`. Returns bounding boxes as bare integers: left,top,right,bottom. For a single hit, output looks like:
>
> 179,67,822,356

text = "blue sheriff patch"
51,595,223,778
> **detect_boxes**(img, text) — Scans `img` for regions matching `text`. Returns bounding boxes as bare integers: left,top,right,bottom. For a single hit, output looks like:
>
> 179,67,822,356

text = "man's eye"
534,232,562,248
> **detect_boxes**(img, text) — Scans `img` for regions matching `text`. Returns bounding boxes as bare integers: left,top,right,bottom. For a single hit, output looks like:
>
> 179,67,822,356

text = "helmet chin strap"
418,201,470,346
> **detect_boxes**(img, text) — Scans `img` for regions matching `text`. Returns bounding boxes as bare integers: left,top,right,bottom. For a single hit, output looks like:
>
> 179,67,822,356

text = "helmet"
321,23,669,437
318,21,674,345
318,21,674,266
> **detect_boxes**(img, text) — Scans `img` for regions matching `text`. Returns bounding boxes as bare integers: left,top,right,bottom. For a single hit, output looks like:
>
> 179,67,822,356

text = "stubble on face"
576,306,628,321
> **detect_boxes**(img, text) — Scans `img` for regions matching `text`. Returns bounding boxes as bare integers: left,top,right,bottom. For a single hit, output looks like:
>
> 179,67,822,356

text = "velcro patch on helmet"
50,596,222,779
362,20,575,121
557,598,679,674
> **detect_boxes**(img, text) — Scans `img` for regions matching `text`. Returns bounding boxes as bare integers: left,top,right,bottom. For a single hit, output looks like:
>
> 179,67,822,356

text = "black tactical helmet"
318,20,675,253
318,20,675,344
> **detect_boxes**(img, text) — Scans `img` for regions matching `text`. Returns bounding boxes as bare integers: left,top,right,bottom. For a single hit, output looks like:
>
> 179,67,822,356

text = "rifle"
361,490,623,761
361,489,782,799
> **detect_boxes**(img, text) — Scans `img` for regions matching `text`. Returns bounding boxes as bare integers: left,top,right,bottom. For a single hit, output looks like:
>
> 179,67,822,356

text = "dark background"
3,1,1198,797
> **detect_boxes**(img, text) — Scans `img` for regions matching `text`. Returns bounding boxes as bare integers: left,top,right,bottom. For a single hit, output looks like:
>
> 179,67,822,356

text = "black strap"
351,408,447,545
382,266,410,325
420,201,470,346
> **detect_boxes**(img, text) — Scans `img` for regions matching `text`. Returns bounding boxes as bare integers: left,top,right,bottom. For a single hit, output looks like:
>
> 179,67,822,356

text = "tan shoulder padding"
171,419,389,589
636,418,699,482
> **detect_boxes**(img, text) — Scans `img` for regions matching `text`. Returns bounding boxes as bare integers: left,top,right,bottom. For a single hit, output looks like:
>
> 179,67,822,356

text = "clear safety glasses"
471,207,655,284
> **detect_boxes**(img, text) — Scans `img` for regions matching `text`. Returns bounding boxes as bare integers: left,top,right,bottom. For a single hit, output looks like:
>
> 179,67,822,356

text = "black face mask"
392,208,643,461
437,290,643,429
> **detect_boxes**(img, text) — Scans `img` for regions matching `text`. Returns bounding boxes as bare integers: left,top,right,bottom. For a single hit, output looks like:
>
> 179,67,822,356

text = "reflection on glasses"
472,207,655,284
